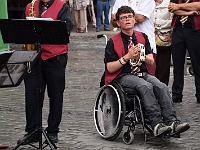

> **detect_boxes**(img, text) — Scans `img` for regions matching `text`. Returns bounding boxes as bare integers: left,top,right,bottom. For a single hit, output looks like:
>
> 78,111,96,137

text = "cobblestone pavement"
0,24,200,150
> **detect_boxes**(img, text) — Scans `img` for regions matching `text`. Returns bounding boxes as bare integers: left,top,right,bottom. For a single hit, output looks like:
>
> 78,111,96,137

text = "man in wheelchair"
104,6,190,138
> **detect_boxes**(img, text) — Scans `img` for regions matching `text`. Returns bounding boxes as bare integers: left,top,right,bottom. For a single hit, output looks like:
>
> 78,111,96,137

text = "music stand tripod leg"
12,128,57,150
42,129,57,149
36,46,57,150
37,43,57,149
12,129,38,150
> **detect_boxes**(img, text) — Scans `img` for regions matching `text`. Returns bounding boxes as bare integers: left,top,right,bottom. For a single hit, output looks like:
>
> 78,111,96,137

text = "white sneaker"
113,27,117,31
170,121,190,135
153,123,172,137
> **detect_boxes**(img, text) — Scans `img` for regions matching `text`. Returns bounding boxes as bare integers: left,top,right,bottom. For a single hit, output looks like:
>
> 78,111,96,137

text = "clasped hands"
127,44,141,61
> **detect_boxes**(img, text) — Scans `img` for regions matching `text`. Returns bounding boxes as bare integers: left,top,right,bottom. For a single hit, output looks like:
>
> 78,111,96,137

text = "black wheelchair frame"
94,80,153,144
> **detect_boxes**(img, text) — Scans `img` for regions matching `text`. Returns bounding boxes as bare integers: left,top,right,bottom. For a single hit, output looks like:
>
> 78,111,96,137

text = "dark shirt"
104,31,152,74
22,0,73,32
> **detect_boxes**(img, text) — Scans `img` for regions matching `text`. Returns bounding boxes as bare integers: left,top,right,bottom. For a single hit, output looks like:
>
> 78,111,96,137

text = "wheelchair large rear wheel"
94,82,126,141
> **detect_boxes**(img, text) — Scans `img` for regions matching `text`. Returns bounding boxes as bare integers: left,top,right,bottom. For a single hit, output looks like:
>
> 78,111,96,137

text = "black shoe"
45,133,58,144
172,95,182,103
104,28,111,31
96,29,100,32
17,132,39,145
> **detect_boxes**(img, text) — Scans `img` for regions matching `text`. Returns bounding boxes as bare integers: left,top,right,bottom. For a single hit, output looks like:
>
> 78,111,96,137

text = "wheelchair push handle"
97,34,108,44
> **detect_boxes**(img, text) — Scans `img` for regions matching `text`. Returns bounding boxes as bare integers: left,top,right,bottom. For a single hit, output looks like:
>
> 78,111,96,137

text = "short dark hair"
116,6,135,21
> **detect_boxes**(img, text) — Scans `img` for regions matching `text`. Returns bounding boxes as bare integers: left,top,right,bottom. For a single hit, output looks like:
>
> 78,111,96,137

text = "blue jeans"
96,1,110,30
117,74,177,128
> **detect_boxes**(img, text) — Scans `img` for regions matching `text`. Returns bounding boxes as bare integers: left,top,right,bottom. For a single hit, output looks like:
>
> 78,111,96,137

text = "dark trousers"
172,25,200,100
24,54,68,133
155,45,171,85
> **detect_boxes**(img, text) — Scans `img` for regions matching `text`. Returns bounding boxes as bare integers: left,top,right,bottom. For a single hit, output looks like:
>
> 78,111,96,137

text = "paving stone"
0,24,199,150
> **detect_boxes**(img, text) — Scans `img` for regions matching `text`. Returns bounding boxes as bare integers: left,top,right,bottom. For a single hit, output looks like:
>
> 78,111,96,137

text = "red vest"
105,31,145,85
171,0,200,31
25,0,68,60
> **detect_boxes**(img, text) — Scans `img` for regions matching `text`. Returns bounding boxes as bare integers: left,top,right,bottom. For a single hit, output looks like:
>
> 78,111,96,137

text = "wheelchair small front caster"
122,130,134,144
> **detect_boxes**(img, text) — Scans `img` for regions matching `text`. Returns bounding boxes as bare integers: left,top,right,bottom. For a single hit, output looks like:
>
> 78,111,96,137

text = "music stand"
0,50,40,88
0,19,69,150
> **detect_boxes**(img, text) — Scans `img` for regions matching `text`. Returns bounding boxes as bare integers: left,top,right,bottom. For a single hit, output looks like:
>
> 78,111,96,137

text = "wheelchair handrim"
94,84,124,139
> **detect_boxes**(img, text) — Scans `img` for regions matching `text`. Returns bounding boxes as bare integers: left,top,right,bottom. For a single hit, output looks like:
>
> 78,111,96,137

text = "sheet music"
26,17,53,20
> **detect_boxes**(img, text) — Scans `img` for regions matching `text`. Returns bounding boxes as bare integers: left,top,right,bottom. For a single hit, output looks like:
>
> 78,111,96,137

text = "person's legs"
24,59,45,133
185,29,200,102
91,0,96,27
43,54,68,136
155,46,171,85
103,1,110,30
144,74,177,123
79,9,87,32
171,26,186,102
118,74,189,136
144,74,190,134
117,75,172,136
18,59,46,145
96,1,103,31
74,9,80,31
118,75,162,128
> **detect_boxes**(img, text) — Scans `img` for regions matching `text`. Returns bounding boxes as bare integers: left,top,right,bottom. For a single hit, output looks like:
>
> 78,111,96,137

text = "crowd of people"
65,0,116,33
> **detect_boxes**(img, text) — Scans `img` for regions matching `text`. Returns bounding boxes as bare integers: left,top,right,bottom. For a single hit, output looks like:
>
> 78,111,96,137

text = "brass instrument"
22,0,37,50
29,0,37,17
129,43,146,67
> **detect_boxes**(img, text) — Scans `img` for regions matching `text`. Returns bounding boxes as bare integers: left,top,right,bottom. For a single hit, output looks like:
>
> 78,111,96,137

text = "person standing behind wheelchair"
104,6,190,138
168,0,200,103
154,0,173,85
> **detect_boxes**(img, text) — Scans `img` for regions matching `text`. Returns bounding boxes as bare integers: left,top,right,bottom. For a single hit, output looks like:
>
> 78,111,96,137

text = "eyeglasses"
120,15,134,21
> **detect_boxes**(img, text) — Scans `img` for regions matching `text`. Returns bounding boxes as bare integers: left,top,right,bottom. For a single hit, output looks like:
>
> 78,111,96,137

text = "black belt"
55,53,67,61
98,0,107,2
177,22,192,28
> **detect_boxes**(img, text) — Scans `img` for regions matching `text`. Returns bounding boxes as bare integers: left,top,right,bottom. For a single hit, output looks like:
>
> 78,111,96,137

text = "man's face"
117,13,135,30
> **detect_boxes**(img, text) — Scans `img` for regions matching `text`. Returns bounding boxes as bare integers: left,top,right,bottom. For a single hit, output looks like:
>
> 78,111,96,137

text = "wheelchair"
93,79,154,144
94,34,182,144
